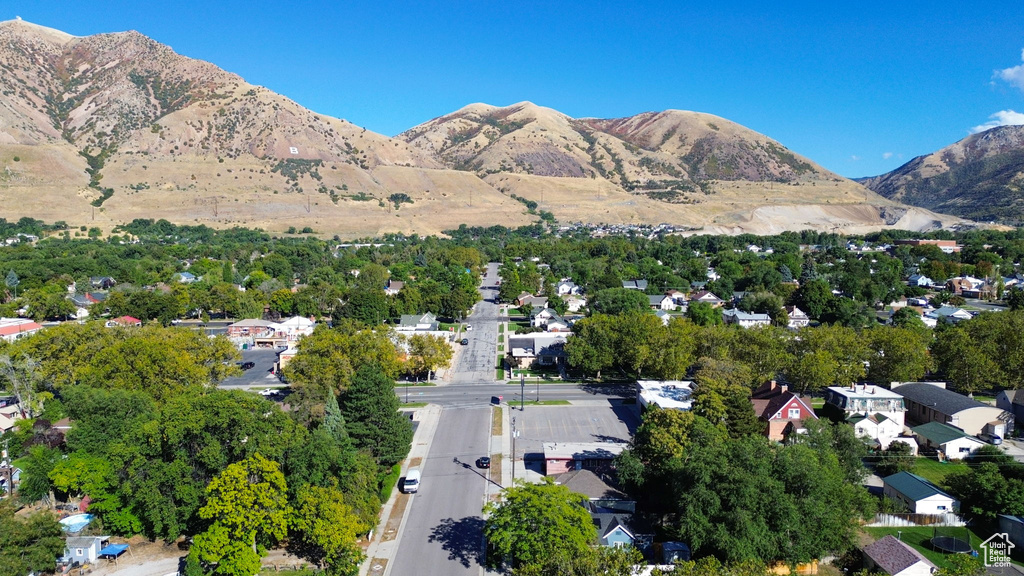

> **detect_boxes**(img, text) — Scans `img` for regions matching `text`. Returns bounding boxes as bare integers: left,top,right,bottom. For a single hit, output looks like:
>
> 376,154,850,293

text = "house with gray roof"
863,535,937,576
396,312,439,332
911,421,985,460
996,389,1024,430
556,469,634,513
621,279,648,291
892,381,1011,437
882,471,958,514
722,308,771,328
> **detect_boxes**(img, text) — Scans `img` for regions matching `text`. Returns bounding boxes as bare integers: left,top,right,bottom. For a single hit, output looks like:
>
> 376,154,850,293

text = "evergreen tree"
339,363,413,469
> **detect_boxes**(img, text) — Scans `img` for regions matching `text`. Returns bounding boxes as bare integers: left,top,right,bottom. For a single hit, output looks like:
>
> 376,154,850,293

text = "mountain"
859,125,1024,223
0,19,967,237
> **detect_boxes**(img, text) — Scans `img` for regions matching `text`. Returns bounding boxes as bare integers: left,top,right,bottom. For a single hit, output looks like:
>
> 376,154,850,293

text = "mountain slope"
0,19,968,237
860,125,1024,223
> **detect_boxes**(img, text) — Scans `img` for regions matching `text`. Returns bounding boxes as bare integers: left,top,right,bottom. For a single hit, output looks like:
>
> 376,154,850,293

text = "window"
788,408,801,419
937,505,947,510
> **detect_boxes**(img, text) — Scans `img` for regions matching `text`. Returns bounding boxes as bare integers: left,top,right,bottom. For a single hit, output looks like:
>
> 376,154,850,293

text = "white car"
465,325,473,331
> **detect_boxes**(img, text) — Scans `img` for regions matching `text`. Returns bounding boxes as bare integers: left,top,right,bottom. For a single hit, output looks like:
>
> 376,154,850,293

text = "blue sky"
9,1,1024,177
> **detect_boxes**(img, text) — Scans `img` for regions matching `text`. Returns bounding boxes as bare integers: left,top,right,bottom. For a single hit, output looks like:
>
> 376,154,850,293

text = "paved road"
219,348,282,388
451,262,502,384
404,382,633,408
388,406,494,576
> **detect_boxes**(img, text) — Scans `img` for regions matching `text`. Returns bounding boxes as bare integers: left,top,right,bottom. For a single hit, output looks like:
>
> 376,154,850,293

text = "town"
2,219,1024,576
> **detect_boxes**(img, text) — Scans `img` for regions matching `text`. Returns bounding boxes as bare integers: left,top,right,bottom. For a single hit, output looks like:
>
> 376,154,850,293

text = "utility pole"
520,374,525,411
511,417,517,483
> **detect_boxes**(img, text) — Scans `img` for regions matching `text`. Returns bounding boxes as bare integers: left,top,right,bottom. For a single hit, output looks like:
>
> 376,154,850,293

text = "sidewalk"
360,403,443,576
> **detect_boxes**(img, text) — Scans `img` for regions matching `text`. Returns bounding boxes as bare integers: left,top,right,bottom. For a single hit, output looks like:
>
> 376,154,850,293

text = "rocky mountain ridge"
860,125,1024,223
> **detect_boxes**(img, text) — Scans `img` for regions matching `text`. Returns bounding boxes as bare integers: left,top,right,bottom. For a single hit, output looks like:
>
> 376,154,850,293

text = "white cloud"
970,109,1024,134
882,152,893,160
995,49,1024,92
850,155,860,161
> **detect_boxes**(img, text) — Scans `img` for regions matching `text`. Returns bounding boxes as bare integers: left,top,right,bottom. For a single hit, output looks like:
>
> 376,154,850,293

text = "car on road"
460,338,469,345
238,361,256,370
465,325,473,331
476,457,491,469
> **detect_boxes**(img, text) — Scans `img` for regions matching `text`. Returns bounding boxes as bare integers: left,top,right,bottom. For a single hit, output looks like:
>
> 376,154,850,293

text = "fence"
866,512,965,527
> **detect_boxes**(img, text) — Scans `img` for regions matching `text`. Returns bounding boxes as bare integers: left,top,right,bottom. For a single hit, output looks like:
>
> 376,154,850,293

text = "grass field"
401,402,428,408
911,457,968,485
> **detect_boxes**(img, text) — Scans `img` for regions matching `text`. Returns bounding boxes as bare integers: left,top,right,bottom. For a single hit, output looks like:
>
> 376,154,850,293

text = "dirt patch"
366,558,388,575
490,453,502,484
491,407,502,436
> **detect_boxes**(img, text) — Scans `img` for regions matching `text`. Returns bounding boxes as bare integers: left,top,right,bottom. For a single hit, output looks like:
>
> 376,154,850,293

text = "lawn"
863,526,985,569
401,402,428,408
911,457,968,485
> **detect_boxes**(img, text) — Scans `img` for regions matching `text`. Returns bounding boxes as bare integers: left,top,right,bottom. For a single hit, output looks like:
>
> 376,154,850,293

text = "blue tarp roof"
98,544,129,557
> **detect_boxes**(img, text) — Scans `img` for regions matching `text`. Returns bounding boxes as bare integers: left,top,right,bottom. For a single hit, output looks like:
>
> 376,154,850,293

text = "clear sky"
8,1,1024,177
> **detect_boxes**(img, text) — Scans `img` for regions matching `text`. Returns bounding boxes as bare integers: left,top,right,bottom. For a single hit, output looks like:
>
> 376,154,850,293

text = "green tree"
406,334,453,380
865,327,933,383
17,445,60,502
686,301,722,326
190,454,291,576
290,485,366,576
0,500,65,576
588,288,649,315
564,315,617,379
874,440,916,477
483,479,596,569
340,364,412,469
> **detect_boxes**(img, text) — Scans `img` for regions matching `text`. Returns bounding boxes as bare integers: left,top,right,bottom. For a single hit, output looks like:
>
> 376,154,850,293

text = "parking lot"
509,402,639,458
219,348,283,389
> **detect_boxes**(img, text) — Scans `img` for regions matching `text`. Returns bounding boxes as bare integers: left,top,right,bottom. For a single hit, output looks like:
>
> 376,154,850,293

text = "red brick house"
750,381,818,441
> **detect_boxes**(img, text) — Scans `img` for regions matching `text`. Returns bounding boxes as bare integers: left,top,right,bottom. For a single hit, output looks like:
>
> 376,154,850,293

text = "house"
563,295,587,313
689,290,724,307
892,381,1011,437
556,280,581,296
722,308,771,328
906,274,934,288
64,535,110,565
396,312,440,332
0,318,43,343
882,472,959,514
531,307,560,328
591,512,653,551
648,294,676,311
750,381,818,441
847,407,913,448
621,279,648,291
544,317,571,332
89,276,117,290
654,310,672,326
173,271,197,284
786,306,810,329
665,290,687,306
519,295,549,309
384,280,405,296
0,402,23,434
556,469,634,513
823,384,907,427
998,515,1024,550
862,535,937,576
105,316,142,328
543,441,627,475
995,389,1024,431
912,421,985,460
507,334,567,369
637,380,696,412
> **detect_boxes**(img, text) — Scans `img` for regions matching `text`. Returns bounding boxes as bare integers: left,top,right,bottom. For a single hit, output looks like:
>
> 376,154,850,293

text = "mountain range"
859,125,1024,224
0,19,969,237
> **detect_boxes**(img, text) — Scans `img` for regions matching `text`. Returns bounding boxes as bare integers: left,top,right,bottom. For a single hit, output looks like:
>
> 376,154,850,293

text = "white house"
556,280,581,296
384,280,405,296
648,294,676,311
785,306,810,329
906,274,934,288
848,413,907,450
863,535,937,576
563,295,587,313
925,306,972,324
911,421,986,460
882,471,959,514
396,312,440,332
824,384,907,428
721,309,771,328
0,318,43,343
64,536,110,565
